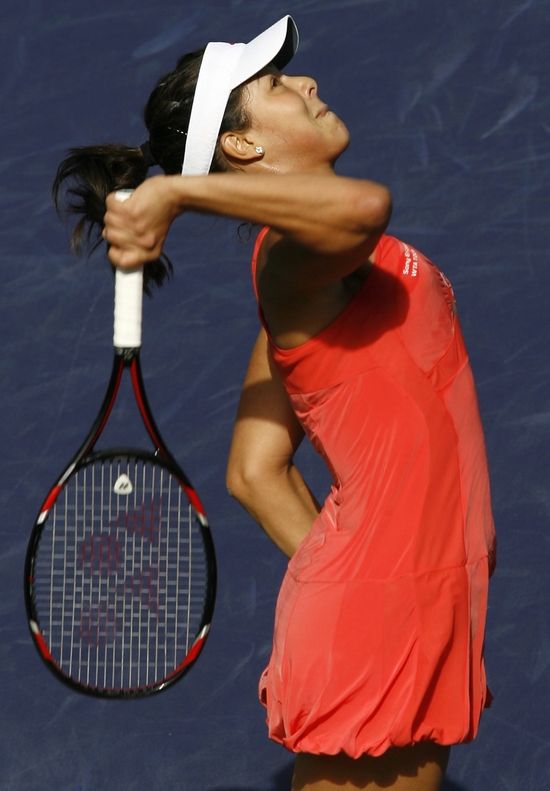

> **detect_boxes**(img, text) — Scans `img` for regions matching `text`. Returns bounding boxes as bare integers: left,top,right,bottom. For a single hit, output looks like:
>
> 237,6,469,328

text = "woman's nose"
284,74,318,98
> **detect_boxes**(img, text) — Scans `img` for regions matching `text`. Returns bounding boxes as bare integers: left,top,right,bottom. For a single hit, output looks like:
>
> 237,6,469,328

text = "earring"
255,146,264,155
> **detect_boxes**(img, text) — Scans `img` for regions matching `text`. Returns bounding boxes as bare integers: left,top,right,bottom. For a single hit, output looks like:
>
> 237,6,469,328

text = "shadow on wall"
208,763,293,791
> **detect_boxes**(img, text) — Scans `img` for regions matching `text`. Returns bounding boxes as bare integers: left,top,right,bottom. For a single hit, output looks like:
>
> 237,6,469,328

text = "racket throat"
129,356,169,459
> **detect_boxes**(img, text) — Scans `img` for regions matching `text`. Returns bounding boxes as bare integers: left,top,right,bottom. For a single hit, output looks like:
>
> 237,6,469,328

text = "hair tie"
168,126,187,137
139,140,157,169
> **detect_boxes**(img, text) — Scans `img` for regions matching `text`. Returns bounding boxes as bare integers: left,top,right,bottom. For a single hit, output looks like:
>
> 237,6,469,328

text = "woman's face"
240,65,350,173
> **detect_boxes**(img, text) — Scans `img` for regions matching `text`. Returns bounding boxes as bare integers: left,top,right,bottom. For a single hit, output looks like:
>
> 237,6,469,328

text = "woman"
55,16,496,791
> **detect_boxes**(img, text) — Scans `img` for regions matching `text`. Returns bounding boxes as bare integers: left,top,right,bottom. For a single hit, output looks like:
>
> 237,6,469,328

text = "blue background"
1,0,549,788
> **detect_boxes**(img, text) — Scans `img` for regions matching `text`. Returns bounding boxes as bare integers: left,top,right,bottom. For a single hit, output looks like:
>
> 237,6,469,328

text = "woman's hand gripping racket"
25,191,216,698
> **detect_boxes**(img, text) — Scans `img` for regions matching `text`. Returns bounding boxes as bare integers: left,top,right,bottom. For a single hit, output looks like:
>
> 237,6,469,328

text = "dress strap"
251,225,271,301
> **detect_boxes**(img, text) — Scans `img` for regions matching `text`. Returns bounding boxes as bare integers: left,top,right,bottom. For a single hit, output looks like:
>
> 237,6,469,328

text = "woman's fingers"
103,186,166,267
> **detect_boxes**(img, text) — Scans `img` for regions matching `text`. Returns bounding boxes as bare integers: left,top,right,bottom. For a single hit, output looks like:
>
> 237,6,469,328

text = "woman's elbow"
226,462,265,508
356,182,393,234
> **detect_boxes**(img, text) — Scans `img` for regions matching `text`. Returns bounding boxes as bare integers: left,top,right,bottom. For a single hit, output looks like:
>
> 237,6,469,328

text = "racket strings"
33,456,209,692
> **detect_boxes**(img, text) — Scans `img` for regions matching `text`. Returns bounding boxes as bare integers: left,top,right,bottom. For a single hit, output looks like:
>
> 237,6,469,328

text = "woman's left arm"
226,330,320,558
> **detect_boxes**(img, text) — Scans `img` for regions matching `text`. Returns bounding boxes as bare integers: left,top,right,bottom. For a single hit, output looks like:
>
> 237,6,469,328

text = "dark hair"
53,48,251,292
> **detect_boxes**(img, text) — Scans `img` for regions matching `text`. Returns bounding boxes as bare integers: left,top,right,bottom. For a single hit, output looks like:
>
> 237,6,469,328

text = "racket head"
25,449,216,698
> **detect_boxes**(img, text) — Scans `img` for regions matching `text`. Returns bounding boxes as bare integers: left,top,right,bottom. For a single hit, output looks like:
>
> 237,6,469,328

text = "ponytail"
53,144,171,293
53,45,250,293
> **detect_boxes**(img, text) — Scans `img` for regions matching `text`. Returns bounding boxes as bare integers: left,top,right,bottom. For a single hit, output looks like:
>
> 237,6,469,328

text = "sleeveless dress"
251,228,496,758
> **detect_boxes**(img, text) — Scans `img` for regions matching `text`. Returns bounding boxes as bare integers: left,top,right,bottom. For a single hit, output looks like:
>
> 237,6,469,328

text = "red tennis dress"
251,229,496,758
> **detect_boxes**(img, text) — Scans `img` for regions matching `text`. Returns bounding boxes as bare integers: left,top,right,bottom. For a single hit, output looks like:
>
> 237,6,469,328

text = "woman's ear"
220,132,264,164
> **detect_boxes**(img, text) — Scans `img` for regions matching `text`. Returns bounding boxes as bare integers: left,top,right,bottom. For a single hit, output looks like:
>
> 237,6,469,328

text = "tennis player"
56,16,496,791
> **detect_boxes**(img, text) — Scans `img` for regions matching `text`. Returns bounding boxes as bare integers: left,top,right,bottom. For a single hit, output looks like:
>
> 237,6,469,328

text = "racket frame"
25,249,216,698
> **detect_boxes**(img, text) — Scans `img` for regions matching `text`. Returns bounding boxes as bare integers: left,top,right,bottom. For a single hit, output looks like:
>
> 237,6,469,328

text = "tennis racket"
25,190,216,698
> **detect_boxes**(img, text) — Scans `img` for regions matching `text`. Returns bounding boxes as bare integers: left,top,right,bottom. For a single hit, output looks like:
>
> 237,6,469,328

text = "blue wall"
1,1,549,788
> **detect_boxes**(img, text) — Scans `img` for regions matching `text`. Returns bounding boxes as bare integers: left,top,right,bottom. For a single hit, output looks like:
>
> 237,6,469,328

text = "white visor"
181,15,299,175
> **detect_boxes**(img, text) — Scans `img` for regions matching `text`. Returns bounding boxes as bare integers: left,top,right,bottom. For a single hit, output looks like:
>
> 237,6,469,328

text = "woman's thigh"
292,742,450,791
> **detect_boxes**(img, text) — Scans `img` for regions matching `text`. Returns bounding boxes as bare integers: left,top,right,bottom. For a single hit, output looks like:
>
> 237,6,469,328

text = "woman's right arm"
103,170,391,285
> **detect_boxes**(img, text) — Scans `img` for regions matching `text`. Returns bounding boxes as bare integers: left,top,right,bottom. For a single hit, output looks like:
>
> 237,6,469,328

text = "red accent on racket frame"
40,484,63,515
129,358,208,519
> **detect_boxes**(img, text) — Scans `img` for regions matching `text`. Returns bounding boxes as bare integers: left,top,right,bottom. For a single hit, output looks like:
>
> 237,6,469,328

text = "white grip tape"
114,268,143,348
112,190,143,349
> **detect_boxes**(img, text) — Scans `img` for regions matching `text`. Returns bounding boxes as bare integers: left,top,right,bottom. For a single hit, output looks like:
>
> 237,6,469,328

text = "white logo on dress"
401,243,419,278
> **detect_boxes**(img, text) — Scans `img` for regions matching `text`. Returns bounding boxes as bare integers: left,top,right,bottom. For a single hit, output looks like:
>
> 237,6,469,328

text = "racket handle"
112,190,144,349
